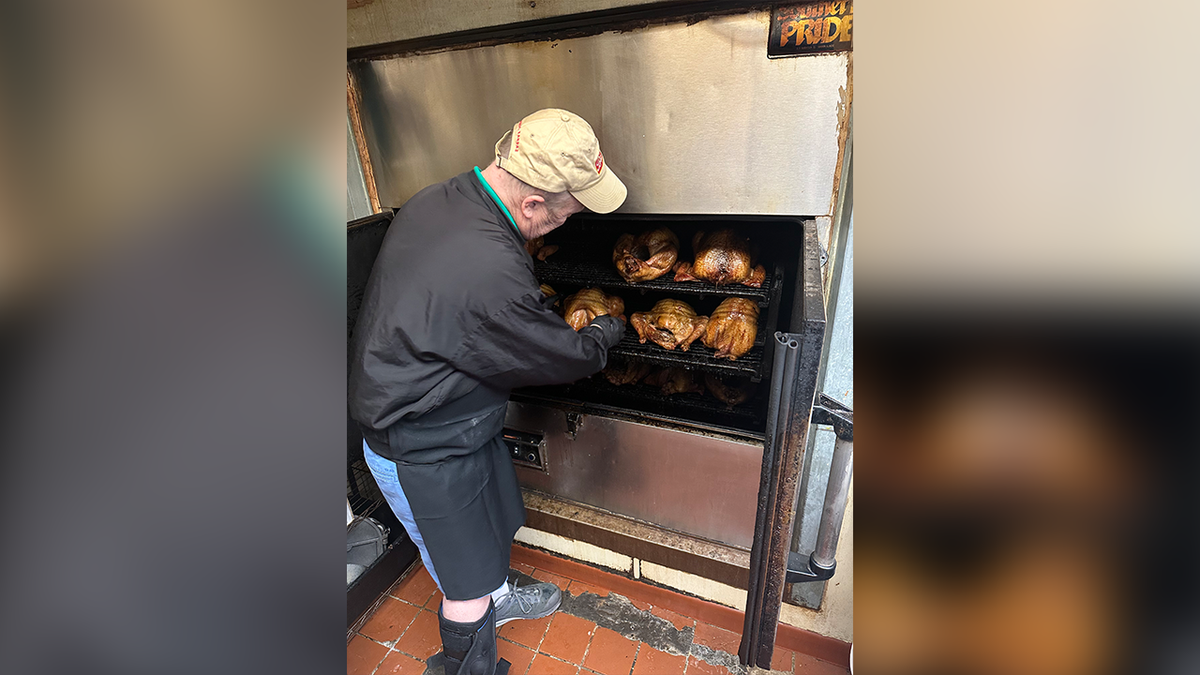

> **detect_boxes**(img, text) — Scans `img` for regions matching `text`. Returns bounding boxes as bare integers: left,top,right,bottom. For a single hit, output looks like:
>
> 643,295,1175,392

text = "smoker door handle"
811,392,853,441
787,393,853,581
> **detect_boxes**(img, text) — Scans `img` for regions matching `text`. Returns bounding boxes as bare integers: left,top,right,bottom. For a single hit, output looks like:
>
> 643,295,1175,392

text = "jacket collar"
465,169,526,249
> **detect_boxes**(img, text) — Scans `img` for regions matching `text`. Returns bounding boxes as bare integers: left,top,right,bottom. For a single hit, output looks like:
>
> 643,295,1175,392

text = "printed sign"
768,2,853,57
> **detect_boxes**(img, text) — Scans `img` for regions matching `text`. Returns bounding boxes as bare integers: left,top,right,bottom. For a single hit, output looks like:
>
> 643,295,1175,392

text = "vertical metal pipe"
811,437,853,568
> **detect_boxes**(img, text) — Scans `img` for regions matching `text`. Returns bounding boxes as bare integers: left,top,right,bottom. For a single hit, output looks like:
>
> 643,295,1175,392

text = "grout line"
368,606,429,675
626,640,643,675
576,624,594,672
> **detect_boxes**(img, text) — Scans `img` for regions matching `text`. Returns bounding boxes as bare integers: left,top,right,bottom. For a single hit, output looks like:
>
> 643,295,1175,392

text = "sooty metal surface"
522,372,767,436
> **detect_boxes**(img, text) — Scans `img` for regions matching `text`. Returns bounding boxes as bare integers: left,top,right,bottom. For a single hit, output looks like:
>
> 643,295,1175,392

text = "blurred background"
0,1,1197,674
855,1,1200,674
0,2,346,674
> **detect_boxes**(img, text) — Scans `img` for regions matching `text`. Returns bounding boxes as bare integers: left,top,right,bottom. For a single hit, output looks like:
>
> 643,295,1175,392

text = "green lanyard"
474,167,522,238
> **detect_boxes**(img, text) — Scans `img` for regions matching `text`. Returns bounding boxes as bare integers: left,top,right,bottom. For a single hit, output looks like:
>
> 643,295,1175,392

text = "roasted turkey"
644,367,705,396
612,227,679,283
704,374,755,407
562,287,626,331
602,360,652,386
673,229,766,287
630,299,708,352
525,236,559,261
701,297,759,360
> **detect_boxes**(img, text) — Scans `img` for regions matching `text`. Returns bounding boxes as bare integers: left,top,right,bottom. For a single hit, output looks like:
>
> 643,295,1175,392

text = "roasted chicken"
562,287,626,331
644,367,705,396
630,299,708,351
704,374,755,407
612,227,679,283
701,297,759,360
673,229,766,287
525,236,559,261
602,360,652,386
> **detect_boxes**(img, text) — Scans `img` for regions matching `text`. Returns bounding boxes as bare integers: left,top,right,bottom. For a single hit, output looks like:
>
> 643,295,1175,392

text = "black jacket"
349,170,612,448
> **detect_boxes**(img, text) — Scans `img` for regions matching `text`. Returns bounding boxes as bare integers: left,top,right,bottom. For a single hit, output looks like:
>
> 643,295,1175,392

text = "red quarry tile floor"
693,623,741,655
632,644,687,675
348,545,850,675
582,627,639,675
539,612,596,665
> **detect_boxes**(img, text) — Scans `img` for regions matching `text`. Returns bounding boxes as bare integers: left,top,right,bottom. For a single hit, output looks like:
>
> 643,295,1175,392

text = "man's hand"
582,315,625,349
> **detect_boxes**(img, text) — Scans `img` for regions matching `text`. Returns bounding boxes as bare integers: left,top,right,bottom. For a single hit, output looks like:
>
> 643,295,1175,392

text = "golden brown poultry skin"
525,236,559,261
702,297,759,360
602,360,652,386
563,287,626,331
673,229,766,287
630,299,708,351
613,228,679,283
704,373,755,407
644,367,705,396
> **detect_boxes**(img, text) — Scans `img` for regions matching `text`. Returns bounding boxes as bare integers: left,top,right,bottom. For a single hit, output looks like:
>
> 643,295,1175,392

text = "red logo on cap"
595,151,604,174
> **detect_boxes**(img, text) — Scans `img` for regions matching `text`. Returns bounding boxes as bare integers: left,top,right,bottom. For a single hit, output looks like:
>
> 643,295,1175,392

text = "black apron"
368,386,526,601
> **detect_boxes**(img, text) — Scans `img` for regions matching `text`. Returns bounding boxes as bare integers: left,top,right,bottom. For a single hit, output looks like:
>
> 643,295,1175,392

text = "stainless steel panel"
505,401,764,549
352,12,848,215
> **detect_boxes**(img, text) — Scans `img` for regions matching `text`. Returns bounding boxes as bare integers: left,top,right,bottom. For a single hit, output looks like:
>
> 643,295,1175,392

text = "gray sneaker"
494,581,562,627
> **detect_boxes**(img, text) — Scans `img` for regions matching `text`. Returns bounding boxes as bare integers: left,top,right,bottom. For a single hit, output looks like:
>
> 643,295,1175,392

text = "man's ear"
520,194,545,220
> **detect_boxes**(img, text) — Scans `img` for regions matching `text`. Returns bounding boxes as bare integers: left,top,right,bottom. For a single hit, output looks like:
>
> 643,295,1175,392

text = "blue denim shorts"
362,440,444,591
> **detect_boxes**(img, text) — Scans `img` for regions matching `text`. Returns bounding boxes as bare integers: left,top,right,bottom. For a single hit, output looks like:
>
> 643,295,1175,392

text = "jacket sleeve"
448,292,613,390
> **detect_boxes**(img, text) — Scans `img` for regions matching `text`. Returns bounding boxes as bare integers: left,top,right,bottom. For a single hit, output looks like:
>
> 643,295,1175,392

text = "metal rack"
535,257,776,306
584,374,766,429
608,315,769,379
542,260,783,381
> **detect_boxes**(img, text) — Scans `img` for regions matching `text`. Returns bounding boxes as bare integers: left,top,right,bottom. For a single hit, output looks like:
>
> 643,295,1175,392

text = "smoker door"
505,400,764,549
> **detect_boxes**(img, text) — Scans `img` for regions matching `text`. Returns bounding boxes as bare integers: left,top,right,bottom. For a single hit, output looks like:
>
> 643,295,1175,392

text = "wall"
350,11,848,215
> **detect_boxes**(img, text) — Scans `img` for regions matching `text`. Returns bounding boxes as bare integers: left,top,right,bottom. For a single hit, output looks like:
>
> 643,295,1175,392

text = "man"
349,109,627,675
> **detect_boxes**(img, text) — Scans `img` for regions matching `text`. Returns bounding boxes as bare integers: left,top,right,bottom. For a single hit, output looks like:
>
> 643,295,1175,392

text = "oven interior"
513,214,806,438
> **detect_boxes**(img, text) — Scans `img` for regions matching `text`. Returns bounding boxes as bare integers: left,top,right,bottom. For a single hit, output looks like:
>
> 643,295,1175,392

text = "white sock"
490,581,511,602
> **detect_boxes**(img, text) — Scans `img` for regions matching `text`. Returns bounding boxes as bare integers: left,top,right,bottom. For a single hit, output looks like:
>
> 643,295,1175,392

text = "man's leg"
436,597,504,675
362,441,444,590
362,440,560,671
441,596,491,622
362,440,548,618
363,441,511,674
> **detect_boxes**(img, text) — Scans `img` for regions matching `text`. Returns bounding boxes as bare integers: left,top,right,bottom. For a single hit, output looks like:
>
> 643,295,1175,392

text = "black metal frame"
348,1,775,62
740,221,832,668
347,210,421,630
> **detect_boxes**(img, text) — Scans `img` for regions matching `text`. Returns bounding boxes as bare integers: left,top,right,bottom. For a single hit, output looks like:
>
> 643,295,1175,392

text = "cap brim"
570,166,627,214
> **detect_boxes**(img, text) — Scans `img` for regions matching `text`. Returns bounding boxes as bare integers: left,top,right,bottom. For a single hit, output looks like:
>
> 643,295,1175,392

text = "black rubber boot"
429,599,509,675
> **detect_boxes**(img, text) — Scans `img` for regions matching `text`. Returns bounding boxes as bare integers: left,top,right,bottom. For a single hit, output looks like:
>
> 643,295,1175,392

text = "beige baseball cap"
495,108,627,214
